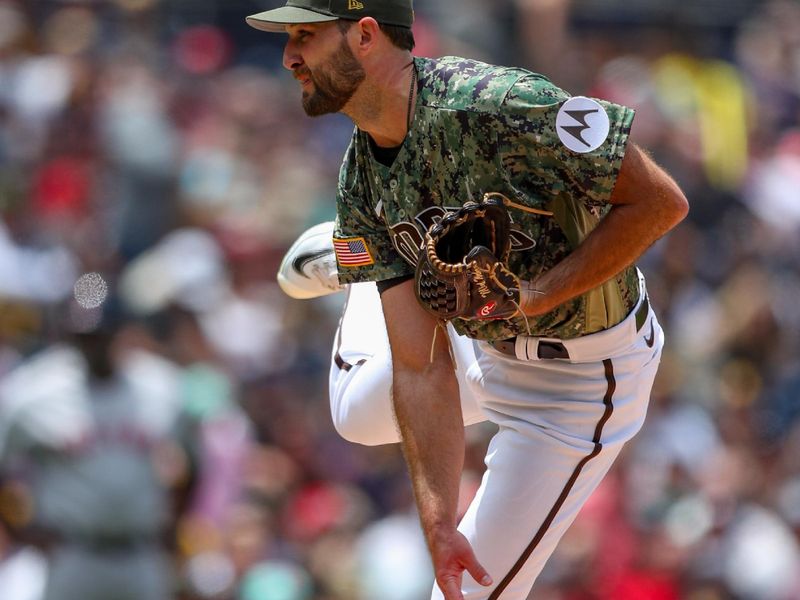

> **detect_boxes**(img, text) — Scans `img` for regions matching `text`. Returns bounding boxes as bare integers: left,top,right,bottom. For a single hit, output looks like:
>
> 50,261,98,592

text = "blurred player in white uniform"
278,222,487,446
0,302,198,600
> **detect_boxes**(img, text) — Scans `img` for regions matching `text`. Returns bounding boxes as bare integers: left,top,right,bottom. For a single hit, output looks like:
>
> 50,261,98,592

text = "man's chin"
302,97,343,117
303,104,329,117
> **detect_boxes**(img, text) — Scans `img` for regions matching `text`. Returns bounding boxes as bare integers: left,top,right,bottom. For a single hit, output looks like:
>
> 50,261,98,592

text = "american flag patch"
333,237,374,267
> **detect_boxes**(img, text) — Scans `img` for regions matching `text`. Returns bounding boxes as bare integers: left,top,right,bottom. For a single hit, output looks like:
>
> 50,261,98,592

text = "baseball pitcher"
250,2,689,598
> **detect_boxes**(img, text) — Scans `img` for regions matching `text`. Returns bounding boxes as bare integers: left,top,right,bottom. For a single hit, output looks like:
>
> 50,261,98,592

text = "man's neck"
344,55,416,148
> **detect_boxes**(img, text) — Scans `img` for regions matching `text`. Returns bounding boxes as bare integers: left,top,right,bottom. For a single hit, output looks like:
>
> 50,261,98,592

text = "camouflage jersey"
333,56,640,342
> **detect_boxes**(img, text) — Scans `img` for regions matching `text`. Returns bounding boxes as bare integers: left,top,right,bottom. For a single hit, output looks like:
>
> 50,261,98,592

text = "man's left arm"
381,280,492,600
521,143,689,315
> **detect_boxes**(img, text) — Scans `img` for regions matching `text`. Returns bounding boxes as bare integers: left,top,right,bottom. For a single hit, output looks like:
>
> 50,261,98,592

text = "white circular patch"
73,272,108,309
556,96,610,153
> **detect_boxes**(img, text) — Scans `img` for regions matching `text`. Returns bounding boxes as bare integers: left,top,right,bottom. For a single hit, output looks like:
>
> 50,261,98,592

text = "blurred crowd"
0,0,799,598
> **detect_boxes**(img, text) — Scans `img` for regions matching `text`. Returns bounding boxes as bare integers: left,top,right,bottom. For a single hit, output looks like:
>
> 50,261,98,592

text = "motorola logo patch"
556,96,610,153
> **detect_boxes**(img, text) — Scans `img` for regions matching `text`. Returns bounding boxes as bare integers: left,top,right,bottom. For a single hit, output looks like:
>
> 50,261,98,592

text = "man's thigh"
329,284,486,445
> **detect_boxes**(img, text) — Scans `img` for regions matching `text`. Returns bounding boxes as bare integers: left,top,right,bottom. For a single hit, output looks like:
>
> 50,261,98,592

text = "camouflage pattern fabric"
334,56,640,341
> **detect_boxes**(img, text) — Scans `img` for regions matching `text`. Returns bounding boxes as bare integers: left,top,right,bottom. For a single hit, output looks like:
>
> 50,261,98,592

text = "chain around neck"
406,60,417,134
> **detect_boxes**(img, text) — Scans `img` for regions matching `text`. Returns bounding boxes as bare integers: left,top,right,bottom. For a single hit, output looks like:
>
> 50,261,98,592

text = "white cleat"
277,222,344,299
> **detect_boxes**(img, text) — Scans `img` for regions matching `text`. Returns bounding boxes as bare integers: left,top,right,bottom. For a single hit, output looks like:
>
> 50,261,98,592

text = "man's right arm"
380,279,492,599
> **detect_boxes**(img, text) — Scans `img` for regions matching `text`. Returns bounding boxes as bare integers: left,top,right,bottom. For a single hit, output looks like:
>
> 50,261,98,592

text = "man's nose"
283,41,302,71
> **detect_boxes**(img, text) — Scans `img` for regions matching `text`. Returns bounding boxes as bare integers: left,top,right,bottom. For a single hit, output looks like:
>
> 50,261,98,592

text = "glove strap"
483,192,554,217
428,320,456,367
516,281,549,336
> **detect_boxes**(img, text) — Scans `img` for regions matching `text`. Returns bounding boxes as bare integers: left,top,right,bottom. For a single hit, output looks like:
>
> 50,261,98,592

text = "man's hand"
431,528,493,599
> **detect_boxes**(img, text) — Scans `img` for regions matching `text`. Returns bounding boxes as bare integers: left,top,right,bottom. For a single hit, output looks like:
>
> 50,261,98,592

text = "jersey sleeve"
334,141,415,285
497,74,635,210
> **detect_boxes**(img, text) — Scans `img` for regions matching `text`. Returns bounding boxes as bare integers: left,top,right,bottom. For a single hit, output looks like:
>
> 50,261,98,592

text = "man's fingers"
463,551,493,587
433,531,492,598
455,534,492,587
438,564,492,600
439,573,464,600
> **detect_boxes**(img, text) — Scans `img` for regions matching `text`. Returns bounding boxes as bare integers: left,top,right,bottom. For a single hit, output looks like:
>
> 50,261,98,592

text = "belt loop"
515,337,539,361
635,295,649,332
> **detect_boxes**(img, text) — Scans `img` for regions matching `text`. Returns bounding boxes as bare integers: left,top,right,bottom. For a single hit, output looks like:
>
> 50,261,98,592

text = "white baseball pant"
328,283,487,446
327,278,661,599
432,274,663,599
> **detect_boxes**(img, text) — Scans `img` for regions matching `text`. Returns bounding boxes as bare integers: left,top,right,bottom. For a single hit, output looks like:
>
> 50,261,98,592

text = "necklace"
406,60,417,133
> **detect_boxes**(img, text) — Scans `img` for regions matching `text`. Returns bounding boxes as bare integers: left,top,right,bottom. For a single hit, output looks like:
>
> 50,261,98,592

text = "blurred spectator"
0,295,192,600
0,519,47,600
0,0,799,597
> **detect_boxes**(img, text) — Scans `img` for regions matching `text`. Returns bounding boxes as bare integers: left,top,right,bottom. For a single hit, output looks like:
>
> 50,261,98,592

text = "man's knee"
331,411,400,446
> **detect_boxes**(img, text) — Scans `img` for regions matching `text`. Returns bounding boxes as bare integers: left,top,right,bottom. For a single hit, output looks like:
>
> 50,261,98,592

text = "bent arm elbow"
669,188,690,226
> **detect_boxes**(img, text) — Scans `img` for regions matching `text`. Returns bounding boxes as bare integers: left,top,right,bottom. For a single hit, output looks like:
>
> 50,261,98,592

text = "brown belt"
489,295,650,360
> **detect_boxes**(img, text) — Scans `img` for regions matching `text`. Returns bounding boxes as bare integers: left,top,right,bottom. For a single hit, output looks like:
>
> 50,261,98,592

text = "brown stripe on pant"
487,359,617,599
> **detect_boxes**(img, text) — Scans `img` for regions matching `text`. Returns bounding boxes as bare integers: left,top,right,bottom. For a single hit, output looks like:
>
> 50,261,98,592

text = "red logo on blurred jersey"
478,301,497,317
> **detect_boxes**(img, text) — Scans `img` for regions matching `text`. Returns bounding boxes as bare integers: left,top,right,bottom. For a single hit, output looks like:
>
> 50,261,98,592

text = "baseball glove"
415,194,522,321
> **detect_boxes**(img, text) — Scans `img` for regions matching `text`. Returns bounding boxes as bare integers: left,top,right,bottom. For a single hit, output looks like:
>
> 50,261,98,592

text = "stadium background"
1,0,800,598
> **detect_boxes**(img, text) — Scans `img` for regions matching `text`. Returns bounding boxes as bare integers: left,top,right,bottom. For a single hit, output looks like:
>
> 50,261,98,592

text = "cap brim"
246,7,339,33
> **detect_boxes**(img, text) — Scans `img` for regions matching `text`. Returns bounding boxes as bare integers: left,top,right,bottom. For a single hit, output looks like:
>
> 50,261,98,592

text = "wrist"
426,521,458,547
519,280,547,316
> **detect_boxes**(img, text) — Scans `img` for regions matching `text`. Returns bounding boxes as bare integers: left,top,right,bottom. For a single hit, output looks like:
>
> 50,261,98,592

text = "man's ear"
353,17,381,55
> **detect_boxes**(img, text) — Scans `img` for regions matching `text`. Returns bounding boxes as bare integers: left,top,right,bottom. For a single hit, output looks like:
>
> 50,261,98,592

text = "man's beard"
301,38,366,117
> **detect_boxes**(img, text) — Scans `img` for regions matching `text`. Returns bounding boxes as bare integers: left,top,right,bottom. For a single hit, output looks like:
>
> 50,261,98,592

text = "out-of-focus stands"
1,0,799,598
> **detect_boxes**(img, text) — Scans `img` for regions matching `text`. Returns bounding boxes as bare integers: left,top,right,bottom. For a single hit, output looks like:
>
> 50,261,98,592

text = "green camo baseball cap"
246,0,414,33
